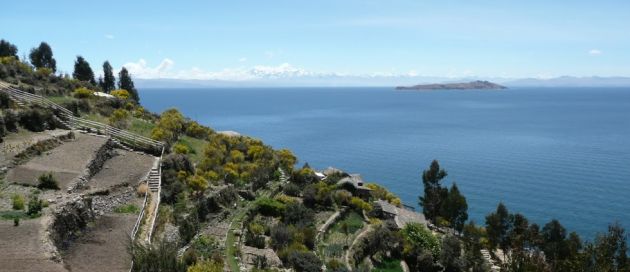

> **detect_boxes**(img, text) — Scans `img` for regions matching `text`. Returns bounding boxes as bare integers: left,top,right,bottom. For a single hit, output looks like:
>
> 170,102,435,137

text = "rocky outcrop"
68,138,115,192
50,197,95,250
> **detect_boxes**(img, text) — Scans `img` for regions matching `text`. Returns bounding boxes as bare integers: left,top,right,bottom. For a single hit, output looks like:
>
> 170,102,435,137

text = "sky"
2,0,630,81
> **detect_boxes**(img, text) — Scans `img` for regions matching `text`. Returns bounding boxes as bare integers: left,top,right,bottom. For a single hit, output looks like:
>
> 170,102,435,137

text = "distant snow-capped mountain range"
135,75,630,88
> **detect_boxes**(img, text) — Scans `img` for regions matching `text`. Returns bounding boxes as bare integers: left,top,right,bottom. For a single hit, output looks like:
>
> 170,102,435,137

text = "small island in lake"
396,80,507,90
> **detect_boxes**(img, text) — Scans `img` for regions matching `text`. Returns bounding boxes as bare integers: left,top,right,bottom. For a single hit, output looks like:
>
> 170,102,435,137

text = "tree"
29,42,56,72
542,219,568,269
584,222,630,271
419,160,448,222
485,202,512,252
440,235,465,272
0,39,18,57
441,183,468,232
118,67,139,102
72,56,95,84
101,61,116,92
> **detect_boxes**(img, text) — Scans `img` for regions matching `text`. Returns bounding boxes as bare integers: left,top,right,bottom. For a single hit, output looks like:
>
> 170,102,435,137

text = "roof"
374,200,398,215
337,174,372,190
373,200,427,229
396,206,427,227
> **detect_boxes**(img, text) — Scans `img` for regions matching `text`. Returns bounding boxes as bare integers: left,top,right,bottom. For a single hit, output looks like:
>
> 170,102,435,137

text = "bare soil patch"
0,218,67,272
62,212,137,272
86,150,155,192
6,134,107,188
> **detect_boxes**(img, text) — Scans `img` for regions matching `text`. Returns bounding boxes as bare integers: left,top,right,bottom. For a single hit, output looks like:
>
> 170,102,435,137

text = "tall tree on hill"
419,160,448,222
29,42,56,72
441,183,468,232
72,56,95,84
118,67,139,102
101,61,116,93
0,39,18,58
485,202,512,252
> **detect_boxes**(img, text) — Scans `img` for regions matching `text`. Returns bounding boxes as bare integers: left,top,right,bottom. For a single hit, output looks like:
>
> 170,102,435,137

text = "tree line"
0,39,139,102
420,160,629,271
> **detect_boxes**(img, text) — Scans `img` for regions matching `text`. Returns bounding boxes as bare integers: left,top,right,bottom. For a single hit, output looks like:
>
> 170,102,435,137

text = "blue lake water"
139,87,630,239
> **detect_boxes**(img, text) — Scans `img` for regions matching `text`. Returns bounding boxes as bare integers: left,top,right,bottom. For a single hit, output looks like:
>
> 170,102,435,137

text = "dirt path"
345,224,372,271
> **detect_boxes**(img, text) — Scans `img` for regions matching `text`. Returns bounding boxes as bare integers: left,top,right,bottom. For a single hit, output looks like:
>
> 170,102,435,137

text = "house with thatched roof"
336,174,373,199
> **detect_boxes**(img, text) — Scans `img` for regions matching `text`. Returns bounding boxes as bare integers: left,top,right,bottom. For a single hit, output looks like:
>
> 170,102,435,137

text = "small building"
373,200,427,230
337,174,373,199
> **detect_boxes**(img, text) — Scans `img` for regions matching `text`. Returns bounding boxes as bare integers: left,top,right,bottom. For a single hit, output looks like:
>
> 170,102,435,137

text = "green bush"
114,204,140,214
288,251,323,272
37,173,59,190
12,194,25,210
19,108,55,132
255,197,286,217
27,196,43,216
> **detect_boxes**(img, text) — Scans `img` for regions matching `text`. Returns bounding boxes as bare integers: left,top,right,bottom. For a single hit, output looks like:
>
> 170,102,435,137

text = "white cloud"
104,34,115,40
238,57,247,62
122,58,174,79
120,58,477,81
588,49,602,56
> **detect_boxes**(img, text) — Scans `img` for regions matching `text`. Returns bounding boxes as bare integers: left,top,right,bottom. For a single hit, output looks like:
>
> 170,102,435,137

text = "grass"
329,211,364,234
129,118,156,138
318,211,365,261
0,210,39,220
114,204,140,214
46,95,76,105
372,258,403,272
176,136,206,163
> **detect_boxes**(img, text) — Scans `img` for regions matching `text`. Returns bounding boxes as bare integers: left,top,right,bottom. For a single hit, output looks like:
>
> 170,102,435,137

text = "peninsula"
395,80,507,90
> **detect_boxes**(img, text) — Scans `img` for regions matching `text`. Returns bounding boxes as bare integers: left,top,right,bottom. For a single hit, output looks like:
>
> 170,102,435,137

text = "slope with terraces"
0,81,165,271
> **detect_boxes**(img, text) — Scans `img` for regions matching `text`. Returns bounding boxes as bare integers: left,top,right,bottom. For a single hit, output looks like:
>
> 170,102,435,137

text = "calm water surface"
139,87,630,239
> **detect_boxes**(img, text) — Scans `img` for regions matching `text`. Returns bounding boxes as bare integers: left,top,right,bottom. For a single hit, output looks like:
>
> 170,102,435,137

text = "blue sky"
2,0,629,80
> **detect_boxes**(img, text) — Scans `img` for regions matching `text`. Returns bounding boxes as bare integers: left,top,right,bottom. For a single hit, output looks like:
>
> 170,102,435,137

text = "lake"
139,87,630,239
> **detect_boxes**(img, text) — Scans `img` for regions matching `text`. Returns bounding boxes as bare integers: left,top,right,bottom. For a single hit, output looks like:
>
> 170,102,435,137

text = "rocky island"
396,80,507,90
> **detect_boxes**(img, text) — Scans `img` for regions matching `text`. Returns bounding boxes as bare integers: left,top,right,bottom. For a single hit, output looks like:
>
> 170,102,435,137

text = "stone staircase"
147,168,160,192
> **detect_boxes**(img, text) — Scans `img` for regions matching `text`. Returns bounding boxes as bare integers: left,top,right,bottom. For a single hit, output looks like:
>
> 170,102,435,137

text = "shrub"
37,172,59,190
19,108,55,132
137,183,148,196
108,108,130,128
12,194,25,210
288,251,323,272
185,121,211,139
255,197,286,217
27,196,43,216
186,259,223,272
14,218,19,226
173,143,190,154
73,87,93,98
129,239,186,272
283,203,315,227
402,223,441,258
283,183,301,197
0,92,10,108
349,197,372,212
111,89,130,99
187,174,208,193
114,204,140,214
